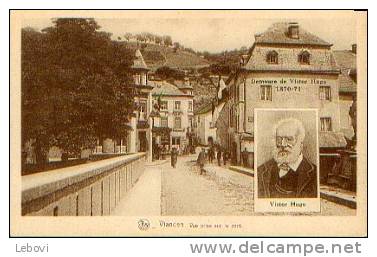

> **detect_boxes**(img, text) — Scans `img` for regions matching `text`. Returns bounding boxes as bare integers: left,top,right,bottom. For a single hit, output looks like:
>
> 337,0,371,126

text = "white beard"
273,143,302,166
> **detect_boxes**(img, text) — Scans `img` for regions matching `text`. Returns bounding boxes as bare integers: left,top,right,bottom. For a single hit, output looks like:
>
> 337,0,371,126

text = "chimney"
352,44,357,54
288,22,299,39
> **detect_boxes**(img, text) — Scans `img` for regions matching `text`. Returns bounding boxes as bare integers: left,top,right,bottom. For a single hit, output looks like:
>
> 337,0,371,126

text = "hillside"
123,42,211,70
119,41,232,111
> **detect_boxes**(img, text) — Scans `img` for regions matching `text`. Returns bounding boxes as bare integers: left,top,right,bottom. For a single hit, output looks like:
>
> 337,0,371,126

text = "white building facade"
150,80,194,152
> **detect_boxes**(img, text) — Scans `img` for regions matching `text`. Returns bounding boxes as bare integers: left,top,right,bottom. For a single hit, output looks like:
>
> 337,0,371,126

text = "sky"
23,17,356,53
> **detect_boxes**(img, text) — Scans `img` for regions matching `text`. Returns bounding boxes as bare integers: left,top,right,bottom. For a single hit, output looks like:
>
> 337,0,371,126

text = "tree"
145,32,154,43
173,42,180,53
240,46,248,52
22,18,135,164
155,66,185,80
124,32,133,41
140,43,148,50
136,33,145,42
155,35,162,45
163,35,173,46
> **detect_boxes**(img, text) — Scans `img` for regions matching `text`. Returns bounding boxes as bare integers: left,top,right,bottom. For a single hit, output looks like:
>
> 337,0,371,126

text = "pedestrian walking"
242,147,248,167
208,147,213,163
171,147,178,168
223,150,229,166
197,148,207,175
217,147,222,166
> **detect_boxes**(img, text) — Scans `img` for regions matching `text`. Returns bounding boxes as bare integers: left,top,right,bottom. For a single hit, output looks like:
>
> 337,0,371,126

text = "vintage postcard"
254,109,320,213
10,10,367,237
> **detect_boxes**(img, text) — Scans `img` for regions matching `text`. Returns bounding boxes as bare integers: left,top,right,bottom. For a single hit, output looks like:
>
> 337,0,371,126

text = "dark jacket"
171,149,178,165
257,157,317,198
197,151,206,166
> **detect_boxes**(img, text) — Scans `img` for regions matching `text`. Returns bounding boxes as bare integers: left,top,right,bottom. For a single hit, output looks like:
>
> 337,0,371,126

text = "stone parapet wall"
22,153,146,216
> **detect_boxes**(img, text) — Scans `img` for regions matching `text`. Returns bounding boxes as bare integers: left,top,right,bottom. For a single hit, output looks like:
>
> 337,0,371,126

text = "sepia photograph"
256,109,319,199
10,10,367,236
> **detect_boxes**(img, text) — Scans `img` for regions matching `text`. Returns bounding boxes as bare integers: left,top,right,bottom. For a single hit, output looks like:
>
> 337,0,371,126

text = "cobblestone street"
161,154,356,216
161,155,254,215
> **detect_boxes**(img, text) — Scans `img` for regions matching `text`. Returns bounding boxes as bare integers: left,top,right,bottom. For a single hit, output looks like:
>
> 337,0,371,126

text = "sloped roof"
131,49,149,70
333,50,357,93
241,23,340,74
194,103,213,115
254,23,332,47
319,132,347,148
173,79,193,89
244,46,339,73
150,80,189,96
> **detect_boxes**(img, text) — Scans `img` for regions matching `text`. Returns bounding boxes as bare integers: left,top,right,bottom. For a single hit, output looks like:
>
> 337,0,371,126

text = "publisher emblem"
138,219,150,231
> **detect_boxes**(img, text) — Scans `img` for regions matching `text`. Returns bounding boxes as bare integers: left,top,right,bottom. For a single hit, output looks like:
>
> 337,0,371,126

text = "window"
260,85,272,101
161,117,168,127
134,74,141,85
172,137,181,145
189,117,193,127
298,51,310,64
174,101,181,110
139,101,147,120
320,117,332,131
174,117,182,129
188,101,193,112
319,86,331,100
160,101,168,110
288,24,299,39
139,101,147,112
266,51,278,64
141,73,147,85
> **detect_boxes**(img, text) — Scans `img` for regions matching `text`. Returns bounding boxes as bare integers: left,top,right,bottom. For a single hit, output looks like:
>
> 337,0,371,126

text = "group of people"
206,145,230,166
196,145,230,175
169,143,231,175
153,144,169,161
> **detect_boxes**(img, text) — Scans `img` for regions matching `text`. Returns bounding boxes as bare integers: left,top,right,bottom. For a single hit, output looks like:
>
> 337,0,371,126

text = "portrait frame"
254,108,320,213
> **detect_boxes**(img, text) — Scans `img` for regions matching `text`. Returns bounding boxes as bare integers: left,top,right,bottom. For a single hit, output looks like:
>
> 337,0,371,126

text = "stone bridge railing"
22,153,146,216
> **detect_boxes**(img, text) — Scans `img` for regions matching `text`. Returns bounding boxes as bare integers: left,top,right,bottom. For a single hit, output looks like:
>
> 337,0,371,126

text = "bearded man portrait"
257,118,318,198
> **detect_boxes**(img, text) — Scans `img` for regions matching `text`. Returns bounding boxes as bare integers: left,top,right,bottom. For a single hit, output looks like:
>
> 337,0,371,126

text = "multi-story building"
221,22,347,166
193,104,216,146
98,50,199,159
333,44,357,140
193,79,227,146
99,49,154,161
129,49,154,156
150,78,194,153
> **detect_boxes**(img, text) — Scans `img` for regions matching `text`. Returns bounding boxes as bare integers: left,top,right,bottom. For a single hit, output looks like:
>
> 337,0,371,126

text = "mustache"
277,147,292,153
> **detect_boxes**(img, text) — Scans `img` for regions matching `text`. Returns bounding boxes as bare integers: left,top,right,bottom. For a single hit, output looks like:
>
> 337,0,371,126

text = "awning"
152,126,172,135
124,124,133,131
240,132,254,141
319,132,347,148
137,120,149,129
149,110,160,118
